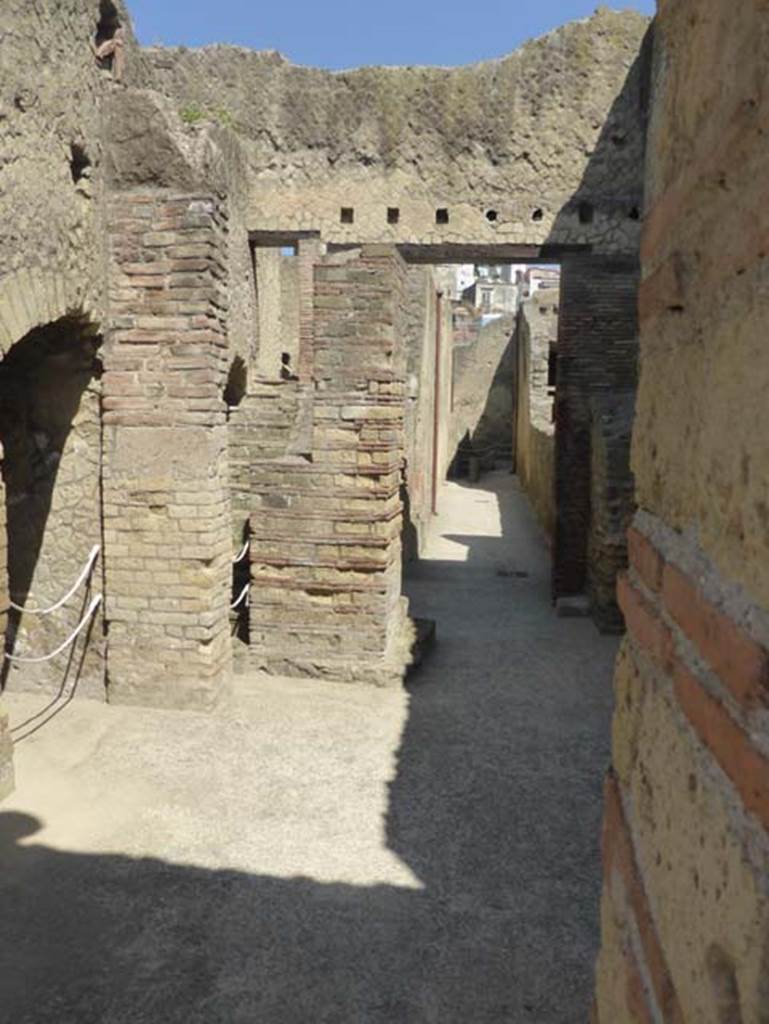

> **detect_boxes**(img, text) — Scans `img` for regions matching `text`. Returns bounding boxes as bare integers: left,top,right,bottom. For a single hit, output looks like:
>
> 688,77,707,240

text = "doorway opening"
0,315,104,697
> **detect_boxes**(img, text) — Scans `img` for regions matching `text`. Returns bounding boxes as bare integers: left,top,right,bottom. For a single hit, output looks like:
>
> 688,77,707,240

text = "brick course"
623,531,769,835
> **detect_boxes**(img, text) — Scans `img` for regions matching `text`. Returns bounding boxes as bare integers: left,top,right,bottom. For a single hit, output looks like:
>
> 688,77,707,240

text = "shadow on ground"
0,473,617,1024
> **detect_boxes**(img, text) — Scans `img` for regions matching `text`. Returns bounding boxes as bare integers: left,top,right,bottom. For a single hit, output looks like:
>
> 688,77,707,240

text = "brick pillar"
102,193,232,709
248,245,412,686
553,254,639,620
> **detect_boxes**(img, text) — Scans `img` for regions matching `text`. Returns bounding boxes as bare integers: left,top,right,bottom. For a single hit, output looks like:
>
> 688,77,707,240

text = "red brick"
673,662,769,833
617,573,674,670
628,528,665,593
602,772,685,1023
663,563,769,710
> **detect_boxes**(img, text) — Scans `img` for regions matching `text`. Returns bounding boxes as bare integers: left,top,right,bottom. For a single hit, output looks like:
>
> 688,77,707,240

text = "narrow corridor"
399,469,619,1019
0,472,618,1023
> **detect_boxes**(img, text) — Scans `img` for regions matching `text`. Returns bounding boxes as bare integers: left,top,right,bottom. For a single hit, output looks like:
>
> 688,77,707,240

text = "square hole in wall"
387,207,400,225
435,208,449,225
340,207,354,224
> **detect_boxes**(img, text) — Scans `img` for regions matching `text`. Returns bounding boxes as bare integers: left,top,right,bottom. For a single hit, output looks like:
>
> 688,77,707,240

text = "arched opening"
0,315,104,697
95,0,121,47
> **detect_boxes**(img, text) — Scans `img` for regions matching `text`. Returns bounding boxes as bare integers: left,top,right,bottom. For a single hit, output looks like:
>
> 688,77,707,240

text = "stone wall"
514,291,558,537
449,313,515,471
144,10,650,256
593,3,769,1021
554,254,639,626
0,318,105,698
1,1,114,341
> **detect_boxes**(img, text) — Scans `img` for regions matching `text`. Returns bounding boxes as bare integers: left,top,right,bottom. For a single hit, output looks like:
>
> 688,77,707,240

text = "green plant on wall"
180,104,234,129
180,104,205,125
211,108,234,128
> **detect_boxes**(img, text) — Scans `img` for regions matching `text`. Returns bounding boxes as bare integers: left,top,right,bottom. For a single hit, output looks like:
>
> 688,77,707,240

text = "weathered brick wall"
402,267,437,559
228,381,312,542
248,245,412,685
554,254,639,626
587,393,635,632
449,313,515,470
514,291,558,537
102,192,233,709
594,4,769,1021
401,268,453,556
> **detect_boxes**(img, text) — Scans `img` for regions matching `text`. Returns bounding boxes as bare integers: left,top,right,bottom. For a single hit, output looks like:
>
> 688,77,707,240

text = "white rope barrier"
9,545,101,616
230,583,250,610
232,541,250,564
3,593,103,664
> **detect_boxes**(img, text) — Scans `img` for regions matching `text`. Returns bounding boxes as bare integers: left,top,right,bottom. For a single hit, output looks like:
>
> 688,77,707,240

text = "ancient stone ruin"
1,1,767,1021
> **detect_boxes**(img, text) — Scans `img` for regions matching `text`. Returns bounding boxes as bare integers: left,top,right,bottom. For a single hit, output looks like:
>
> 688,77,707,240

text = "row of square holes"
339,203,639,226
341,207,518,226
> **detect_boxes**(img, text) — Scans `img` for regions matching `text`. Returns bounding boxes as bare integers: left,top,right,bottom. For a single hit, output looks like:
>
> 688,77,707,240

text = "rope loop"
4,594,103,664
232,541,250,564
9,545,100,616
230,583,250,610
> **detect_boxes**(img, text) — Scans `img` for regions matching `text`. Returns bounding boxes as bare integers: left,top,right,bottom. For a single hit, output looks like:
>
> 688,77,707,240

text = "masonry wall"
514,291,557,537
0,319,105,698
594,3,769,1021
587,393,636,632
145,9,650,257
554,254,639,627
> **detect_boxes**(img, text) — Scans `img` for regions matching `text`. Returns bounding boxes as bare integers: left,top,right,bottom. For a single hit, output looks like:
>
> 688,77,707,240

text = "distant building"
461,278,518,315
527,266,561,296
433,264,475,301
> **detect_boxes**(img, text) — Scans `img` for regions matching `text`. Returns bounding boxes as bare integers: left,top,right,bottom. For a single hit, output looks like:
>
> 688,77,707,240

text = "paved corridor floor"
0,471,618,1023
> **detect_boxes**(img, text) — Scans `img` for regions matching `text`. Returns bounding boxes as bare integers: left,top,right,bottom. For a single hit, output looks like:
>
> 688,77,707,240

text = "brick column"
102,193,232,709
553,254,639,623
248,245,412,686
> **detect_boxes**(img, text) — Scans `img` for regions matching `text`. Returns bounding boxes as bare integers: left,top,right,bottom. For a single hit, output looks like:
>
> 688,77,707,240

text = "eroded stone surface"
143,9,650,254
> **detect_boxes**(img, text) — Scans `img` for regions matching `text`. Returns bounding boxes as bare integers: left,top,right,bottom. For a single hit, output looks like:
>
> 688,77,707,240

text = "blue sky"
127,1,655,69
